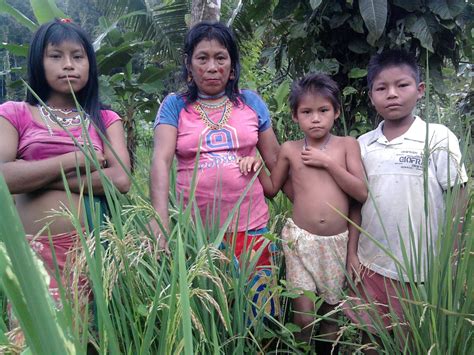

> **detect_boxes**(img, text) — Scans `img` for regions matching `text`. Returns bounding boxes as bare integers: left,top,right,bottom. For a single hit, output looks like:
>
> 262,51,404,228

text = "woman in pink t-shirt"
0,19,130,330
150,22,281,319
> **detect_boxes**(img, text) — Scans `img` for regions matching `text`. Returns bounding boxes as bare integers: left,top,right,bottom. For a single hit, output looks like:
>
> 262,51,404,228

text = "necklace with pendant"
195,98,232,130
304,134,332,151
37,104,89,135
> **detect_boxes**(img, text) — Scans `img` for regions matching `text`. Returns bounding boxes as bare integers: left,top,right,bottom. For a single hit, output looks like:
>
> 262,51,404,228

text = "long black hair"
182,21,241,104
26,19,105,132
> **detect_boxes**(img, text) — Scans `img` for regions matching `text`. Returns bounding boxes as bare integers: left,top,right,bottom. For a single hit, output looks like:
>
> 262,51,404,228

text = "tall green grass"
0,78,472,354
0,143,472,354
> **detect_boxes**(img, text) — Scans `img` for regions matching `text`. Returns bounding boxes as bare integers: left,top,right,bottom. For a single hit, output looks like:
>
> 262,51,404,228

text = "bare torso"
15,190,84,235
11,105,86,235
286,137,350,236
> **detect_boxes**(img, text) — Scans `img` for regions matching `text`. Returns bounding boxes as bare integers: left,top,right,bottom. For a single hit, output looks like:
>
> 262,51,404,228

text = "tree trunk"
125,105,136,173
190,0,221,27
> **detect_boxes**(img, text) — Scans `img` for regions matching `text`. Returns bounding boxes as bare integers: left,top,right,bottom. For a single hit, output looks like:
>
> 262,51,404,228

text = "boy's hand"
238,156,262,175
301,146,330,169
346,252,361,283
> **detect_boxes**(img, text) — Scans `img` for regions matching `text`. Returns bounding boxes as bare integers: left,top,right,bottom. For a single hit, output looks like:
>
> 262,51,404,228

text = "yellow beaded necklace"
195,98,233,130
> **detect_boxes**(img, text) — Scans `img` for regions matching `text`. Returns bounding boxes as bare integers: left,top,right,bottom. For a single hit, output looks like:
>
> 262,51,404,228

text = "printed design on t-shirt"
394,149,429,171
198,125,240,170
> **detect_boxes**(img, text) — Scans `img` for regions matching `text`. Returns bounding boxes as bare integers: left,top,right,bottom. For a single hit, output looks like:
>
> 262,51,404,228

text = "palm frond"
94,0,189,62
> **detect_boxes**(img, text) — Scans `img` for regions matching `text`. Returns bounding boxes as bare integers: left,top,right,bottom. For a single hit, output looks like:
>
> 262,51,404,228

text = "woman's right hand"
150,124,177,256
149,218,170,254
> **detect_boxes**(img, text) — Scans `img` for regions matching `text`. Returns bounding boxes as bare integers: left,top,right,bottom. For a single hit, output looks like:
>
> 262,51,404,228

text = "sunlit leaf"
310,0,322,10
343,86,359,96
0,42,28,57
428,0,466,20
275,80,290,112
407,15,435,52
0,0,37,31
30,0,66,24
348,68,368,79
359,0,388,45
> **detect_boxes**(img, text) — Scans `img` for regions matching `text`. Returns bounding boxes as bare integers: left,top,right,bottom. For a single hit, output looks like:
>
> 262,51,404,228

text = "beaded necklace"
196,97,228,110
303,134,332,151
37,104,89,135
195,98,232,130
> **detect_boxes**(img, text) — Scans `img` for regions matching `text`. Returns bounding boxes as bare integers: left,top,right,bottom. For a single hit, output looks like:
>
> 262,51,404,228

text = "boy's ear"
368,90,374,105
291,113,298,123
417,81,426,99
334,109,340,120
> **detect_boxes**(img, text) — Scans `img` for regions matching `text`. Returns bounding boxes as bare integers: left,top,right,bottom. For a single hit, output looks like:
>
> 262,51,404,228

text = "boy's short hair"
367,49,421,90
289,73,341,115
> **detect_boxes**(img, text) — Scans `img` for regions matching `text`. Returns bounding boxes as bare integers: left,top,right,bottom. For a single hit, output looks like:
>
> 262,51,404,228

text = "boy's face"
369,65,425,124
293,92,339,139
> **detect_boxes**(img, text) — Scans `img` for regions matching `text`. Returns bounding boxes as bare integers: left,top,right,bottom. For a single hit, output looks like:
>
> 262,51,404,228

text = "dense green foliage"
234,0,472,137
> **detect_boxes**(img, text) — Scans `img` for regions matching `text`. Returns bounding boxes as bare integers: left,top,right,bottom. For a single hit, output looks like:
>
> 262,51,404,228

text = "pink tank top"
0,101,121,161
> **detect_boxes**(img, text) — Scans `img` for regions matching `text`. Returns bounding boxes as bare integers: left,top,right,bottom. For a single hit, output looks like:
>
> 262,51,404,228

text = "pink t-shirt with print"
0,101,121,161
155,92,271,232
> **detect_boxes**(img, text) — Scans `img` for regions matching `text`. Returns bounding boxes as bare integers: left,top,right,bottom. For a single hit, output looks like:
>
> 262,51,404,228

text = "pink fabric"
343,266,412,332
28,231,89,303
175,100,269,232
0,101,120,161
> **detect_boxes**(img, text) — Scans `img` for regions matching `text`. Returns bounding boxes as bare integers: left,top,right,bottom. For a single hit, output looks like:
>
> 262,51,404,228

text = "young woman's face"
43,40,89,99
189,39,232,96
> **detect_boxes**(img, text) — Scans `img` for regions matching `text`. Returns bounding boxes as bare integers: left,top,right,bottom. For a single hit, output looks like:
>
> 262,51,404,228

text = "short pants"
343,266,412,332
282,218,348,305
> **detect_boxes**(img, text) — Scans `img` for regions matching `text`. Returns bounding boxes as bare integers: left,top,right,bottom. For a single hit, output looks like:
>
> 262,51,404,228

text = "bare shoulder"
280,139,303,155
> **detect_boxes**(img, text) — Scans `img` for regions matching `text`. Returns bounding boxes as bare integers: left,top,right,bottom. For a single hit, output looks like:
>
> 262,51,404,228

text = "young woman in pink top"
150,22,281,319
0,19,131,335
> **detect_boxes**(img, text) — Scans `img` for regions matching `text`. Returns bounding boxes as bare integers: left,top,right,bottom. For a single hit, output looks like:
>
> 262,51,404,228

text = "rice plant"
0,70,472,355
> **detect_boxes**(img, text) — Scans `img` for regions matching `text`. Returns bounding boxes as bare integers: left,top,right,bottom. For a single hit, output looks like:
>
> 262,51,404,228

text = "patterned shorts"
282,218,348,305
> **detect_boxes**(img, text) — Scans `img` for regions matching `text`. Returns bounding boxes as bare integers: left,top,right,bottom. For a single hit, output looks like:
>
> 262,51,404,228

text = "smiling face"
293,92,339,141
369,65,425,125
188,39,232,96
43,40,89,102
